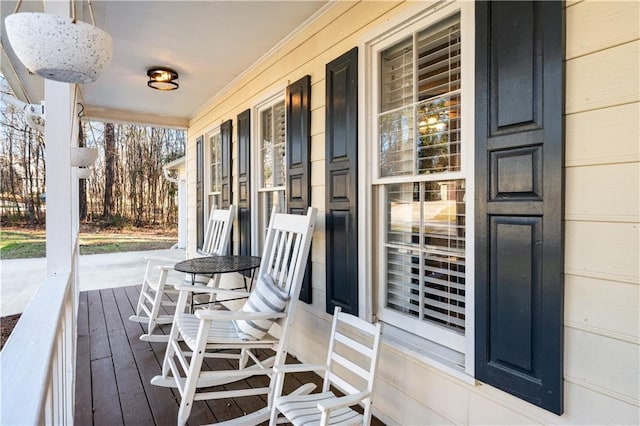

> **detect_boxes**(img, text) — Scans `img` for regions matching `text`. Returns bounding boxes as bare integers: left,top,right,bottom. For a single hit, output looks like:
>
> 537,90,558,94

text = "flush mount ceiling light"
147,68,179,91
4,0,113,84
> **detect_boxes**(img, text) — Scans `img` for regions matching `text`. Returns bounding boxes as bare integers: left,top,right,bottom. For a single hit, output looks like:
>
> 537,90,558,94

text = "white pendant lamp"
71,147,99,167
4,1,113,84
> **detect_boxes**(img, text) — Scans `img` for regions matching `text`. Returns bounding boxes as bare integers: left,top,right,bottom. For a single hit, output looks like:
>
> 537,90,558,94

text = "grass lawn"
1,225,178,349
0,225,177,259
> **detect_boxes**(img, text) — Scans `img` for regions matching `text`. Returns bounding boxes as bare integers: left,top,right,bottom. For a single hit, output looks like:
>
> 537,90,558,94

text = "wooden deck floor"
74,285,384,426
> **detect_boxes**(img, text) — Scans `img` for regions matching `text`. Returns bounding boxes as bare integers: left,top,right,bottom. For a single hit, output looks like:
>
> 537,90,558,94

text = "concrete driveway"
0,248,185,317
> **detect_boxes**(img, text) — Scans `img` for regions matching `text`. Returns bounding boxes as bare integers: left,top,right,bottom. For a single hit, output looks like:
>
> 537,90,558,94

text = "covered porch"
2,0,639,425
75,284,384,425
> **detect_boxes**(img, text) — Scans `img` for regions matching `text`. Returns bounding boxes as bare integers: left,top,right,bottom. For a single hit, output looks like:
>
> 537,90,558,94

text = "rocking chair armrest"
194,309,287,321
145,255,183,264
273,363,328,375
317,391,371,413
172,284,252,298
158,264,178,272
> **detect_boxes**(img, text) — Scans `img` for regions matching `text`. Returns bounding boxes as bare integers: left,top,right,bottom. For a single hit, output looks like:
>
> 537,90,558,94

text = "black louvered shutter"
286,75,312,303
237,109,251,266
475,1,564,415
196,135,204,249
325,48,358,315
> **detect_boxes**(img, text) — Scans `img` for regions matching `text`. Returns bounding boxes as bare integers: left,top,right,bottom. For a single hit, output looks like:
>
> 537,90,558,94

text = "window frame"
360,1,475,375
204,126,222,217
251,89,287,254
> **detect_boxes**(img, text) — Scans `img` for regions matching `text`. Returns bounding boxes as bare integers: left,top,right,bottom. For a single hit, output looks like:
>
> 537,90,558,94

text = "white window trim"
204,125,221,217
358,0,475,376
251,87,287,255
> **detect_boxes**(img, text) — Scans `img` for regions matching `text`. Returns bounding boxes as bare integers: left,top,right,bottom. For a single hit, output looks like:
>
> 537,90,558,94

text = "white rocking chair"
129,205,235,342
151,207,317,426
269,306,383,426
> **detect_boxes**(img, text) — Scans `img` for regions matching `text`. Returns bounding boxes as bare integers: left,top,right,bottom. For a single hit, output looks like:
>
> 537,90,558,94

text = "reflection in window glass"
377,13,467,338
259,99,286,250
208,132,222,209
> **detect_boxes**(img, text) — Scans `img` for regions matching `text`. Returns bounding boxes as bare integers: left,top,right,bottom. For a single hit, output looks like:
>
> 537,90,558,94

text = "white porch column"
44,0,78,277
43,2,80,424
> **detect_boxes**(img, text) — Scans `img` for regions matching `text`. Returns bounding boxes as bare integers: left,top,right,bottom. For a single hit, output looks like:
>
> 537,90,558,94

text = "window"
257,98,286,249
373,11,471,354
207,131,222,212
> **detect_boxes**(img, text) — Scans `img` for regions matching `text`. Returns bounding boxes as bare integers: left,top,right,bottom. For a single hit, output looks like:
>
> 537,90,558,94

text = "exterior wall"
186,0,640,424
562,0,639,422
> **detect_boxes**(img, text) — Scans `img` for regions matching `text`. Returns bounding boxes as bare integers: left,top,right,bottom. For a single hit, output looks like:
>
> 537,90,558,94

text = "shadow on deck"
75,285,385,425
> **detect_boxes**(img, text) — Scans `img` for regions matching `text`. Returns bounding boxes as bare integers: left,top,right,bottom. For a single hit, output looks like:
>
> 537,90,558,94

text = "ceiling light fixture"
147,68,179,91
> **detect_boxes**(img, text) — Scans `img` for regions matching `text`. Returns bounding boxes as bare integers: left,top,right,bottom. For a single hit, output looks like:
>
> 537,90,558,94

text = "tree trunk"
103,122,115,219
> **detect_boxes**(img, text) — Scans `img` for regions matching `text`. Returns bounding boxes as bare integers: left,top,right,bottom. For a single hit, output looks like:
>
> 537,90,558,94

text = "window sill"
380,322,477,386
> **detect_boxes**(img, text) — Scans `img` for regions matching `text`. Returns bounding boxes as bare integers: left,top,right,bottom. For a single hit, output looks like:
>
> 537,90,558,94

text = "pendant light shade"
71,147,99,167
4,13,113,84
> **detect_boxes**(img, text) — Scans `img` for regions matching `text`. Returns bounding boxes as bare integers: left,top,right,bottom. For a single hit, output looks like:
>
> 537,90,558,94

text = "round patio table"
174,255,261,311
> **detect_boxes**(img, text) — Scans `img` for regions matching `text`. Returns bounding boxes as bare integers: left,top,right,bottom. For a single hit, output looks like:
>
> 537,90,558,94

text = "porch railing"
1,239,79,425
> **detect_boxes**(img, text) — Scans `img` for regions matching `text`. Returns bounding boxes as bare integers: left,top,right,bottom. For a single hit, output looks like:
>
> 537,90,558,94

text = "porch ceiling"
0,0,328,128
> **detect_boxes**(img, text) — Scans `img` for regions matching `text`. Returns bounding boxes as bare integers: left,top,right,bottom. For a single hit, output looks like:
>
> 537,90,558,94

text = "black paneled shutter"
220,119,233,254
196,135,204,249
220,119,233,210
286,75,312,303
237,109,251,265
325,47,358,315
475,1,564,415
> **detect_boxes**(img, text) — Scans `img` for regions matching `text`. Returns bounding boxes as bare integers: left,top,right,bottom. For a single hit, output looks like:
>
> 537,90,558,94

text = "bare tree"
2,75,184,228
103,122,115,219
1,77,46,224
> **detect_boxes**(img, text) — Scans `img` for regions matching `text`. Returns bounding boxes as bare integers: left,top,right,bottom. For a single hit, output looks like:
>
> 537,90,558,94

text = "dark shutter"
220,120,233,210
196,135,204,249
286,75,312,303
237,109,251,268
475,1,564,415
325,48,358,315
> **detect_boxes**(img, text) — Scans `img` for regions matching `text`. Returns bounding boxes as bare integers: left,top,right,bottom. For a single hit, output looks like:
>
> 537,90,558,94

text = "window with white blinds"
385,181,466,332
208,132,222,209
376,12,467,347
258,99,286,250
379,15,461,177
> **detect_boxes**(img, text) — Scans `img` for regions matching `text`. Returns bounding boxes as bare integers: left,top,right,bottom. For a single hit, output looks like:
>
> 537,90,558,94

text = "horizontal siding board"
375,343,486,425
467,391,543,425
311,160,326,187
562,380,640,425
375,376,456,425
311,236,326,263
565,221,640,284
565,328,639,402
566,0,639,60
311,79,326,111
565,163,640,222
565,41,640,114
565,275,640,342
311,107,325,137
311,185,326,211
311,134,326,161
565,103,640,167
311,262,327,291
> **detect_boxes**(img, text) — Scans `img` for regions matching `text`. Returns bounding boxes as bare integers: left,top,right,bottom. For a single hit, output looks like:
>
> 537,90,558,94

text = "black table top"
174,255,261,275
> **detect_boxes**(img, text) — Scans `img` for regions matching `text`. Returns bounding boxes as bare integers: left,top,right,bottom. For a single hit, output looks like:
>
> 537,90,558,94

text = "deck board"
75,284,385,426
75,292,93,426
